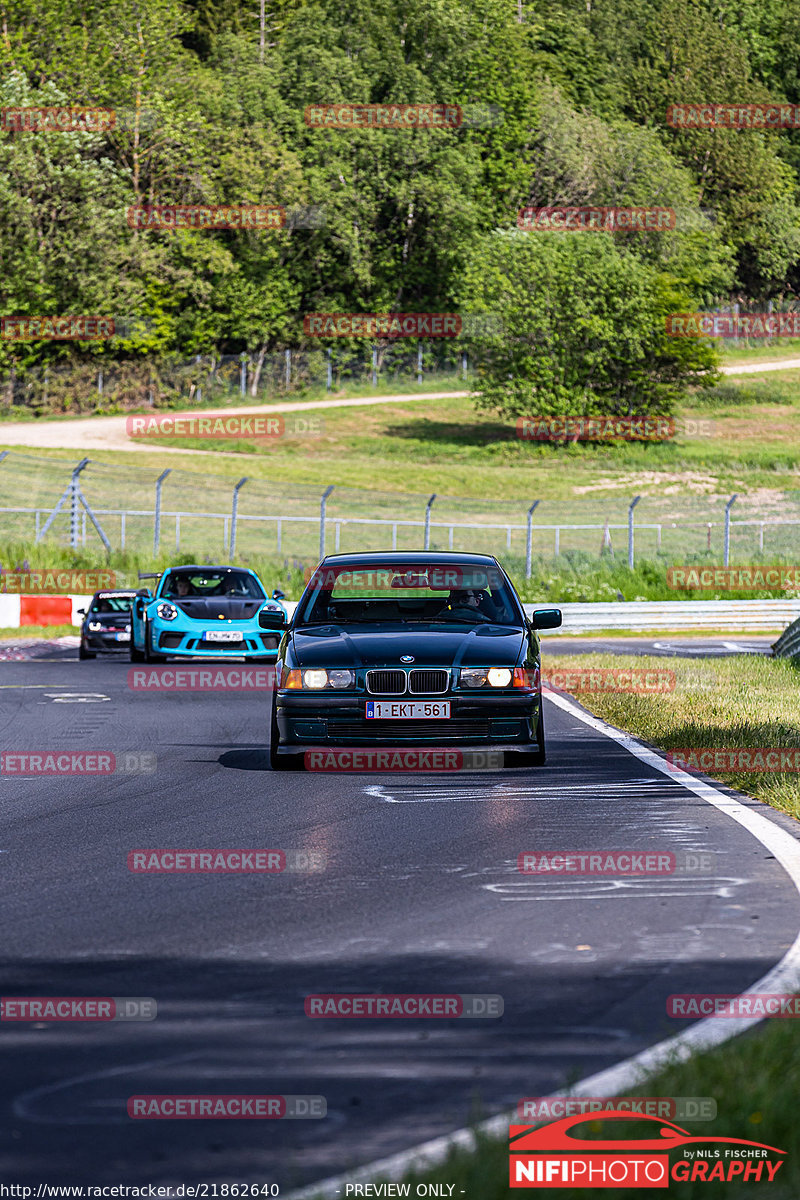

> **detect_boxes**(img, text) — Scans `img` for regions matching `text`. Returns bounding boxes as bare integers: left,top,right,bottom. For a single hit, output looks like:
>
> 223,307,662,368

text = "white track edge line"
285,693,800,1199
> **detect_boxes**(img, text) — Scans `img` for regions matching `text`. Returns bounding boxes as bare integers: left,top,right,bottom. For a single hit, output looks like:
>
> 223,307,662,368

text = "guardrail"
530,599,800,634
2,596,797,633
772,617,800,661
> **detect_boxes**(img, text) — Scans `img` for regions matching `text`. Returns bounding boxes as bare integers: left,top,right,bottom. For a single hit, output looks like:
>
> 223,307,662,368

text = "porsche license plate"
204,630,243,643
365,701,450,719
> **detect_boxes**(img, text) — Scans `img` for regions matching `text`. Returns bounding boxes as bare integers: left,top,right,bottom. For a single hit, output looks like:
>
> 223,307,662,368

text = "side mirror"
272,589,285,601
259,605,287,630
77,608,86,616
530,608,562,630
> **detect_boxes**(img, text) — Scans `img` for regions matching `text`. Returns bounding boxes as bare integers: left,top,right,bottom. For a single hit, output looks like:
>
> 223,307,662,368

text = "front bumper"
153,627,280,657
275,691,540,749
83,632,131,653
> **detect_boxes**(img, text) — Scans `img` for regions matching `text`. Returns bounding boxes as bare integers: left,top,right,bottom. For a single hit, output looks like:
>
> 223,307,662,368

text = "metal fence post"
724,494,738,567
240,353,247,396
371,345,377,387
285,349,291,390
229,477,248,557
326,349,332,392
70,458,90,550
424,494,437,549
154,469,171,555
417,343,423,385
461,352,467,378
320,485,335,559
525,500,540,579
627,495,641,569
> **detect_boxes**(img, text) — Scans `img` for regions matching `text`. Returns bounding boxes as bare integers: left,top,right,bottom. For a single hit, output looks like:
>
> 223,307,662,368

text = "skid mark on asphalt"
482,876,748,900
365,777,667,803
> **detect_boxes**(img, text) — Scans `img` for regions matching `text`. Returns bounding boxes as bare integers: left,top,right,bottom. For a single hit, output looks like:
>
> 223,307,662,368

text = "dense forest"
1,0,800,414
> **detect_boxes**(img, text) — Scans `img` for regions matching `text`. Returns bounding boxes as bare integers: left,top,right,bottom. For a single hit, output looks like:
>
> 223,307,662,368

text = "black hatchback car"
78,589,137,659
261,552,561,769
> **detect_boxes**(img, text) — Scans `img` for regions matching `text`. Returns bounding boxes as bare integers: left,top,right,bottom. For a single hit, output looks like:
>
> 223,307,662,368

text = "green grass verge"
363,1019,799,1200
317,651,800,1200
3,541,800,603
0,625,76,639
551,652,800,818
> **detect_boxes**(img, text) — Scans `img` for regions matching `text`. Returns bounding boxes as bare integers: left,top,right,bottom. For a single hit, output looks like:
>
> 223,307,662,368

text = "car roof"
318,552,501,566
163,565,258,574
91,589,137,597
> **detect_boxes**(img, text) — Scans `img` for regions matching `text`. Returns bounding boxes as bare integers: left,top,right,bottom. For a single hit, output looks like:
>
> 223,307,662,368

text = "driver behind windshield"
437,587,492,619
167,576,193,598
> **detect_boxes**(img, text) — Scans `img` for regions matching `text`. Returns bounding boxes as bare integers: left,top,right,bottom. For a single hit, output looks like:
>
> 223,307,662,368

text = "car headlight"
157,603,178,621
303,669,329,689
460,667,513,688
88,621,103,632
284,668,356,690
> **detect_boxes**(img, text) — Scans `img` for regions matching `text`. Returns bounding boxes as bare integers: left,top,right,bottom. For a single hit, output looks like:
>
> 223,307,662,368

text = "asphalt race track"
1,657,799,1189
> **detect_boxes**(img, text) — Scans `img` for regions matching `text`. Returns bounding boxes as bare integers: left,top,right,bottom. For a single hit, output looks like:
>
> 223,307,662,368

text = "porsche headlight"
460,667,512,688
157,603,178,621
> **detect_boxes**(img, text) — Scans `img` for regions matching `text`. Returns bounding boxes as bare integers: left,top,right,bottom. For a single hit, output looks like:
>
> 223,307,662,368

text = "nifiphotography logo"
508,1111,786,1187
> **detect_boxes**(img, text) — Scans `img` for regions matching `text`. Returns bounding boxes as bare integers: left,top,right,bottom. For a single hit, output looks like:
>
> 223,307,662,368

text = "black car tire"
130,638,145,662
505,703,546,768
269,694,303,770
144,626,166,664
78,644,96,660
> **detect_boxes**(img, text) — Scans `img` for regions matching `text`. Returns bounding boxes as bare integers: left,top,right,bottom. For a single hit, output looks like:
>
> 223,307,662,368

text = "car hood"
159,598,264,621
289,623,526,668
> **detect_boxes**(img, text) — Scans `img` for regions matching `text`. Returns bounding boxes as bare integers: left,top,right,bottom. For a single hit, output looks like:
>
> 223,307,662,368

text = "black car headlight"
459,667,513,688
157,603,178,621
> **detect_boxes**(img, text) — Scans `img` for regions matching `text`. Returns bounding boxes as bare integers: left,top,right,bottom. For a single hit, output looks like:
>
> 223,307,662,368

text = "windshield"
161,570,265,600
90,594,135,613
296,562,521,626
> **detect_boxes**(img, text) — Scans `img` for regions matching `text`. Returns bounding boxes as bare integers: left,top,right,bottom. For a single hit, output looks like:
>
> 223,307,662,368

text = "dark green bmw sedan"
259,552,562,770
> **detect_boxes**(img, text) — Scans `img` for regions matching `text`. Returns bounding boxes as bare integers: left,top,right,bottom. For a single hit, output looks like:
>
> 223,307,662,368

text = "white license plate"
204,630,243,643
114,632,130,642
365,700,450,719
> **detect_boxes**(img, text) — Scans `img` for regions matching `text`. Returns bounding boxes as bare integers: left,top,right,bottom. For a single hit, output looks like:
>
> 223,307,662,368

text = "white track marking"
286,694,800,1200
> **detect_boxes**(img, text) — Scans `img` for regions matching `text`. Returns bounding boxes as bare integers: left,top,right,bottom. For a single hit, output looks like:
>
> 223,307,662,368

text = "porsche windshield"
296,563,521,625
161,570,265,600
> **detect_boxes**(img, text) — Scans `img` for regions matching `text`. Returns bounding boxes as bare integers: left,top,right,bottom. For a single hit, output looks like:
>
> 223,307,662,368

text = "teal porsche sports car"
129,565,286,662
